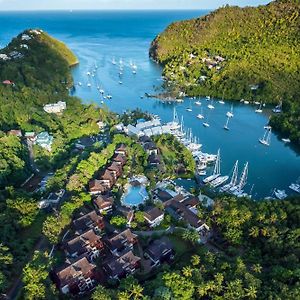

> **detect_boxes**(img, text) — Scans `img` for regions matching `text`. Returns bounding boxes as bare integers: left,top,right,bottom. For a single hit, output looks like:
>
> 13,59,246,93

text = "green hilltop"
149,0,300,144
0,30,111,187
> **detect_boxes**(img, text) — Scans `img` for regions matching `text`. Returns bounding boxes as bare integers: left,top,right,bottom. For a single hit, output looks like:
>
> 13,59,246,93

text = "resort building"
104,229,137,256
43,101,66,114
64,229,104,260
93,194,114,213
89,179,109,195
35,131,54,151
102,250,141,280
38,189,65,209
144,237,174,267
144,207,164,227
72,210,105,234
8,129,22,137
54,256,97,295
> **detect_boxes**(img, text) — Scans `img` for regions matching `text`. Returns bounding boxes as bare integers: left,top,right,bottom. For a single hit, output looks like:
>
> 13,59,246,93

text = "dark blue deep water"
0,10,299,198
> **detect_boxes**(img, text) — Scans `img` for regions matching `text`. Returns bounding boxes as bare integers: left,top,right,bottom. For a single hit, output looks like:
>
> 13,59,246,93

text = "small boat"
254,101,260,105
259,127,271,146
274,189,287,200
264,125,271,130
244,100,250,104
99,89,105,94
206,96,211,100
289,183,300,194
78,82,82,86
255,103,263,113
132,70,136,74
208,104,215,109
226,104,234,118
186,100,193,112
282,138,291,143
199,170,207,176
219,100,225,104
87,83,91,87
107,95,112,99
195,101,201,106
112,57,117,65
176,99,184,103
224,116,230,130
203,122,210,127
197,107,204,119
86,71,91,76
119,72,123,76
100,101,104,104
273,101,282,113
119,81,123,85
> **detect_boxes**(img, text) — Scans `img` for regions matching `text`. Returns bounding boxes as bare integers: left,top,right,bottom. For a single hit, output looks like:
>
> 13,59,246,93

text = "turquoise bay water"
0,11,299,198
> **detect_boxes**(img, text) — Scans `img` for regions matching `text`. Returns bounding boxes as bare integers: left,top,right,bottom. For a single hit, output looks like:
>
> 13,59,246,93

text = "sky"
0,0,271,11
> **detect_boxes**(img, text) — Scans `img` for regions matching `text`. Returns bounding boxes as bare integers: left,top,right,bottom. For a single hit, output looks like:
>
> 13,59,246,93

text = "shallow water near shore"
0,10,299,198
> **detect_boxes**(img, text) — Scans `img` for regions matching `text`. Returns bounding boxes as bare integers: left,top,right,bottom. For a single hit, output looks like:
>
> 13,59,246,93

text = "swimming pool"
122,184,149,206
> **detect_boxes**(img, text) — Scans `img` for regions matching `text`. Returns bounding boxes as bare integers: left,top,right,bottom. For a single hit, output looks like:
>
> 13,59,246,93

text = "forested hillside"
0,29,112,187
150,0,300,144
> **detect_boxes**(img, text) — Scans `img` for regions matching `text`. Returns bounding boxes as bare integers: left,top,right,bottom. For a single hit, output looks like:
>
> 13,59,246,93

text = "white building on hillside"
43,101,66,114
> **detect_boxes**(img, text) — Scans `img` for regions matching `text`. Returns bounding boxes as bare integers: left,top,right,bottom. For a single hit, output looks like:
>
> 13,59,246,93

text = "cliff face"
149,0,300,103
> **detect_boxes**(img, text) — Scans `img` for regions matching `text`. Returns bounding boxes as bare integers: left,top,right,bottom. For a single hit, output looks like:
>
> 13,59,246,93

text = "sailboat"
197,107,204,119
224,116,230,130
210,153,229,188
195,98,201,105
226,104,234,118
168,108,181,130
203,150,221,183
207,98,215,109
230,162,249,196
203,121,210,127
186,100,193,112
219,91,225,104
255,102,263,113
259,127,271,146
220,160,239,192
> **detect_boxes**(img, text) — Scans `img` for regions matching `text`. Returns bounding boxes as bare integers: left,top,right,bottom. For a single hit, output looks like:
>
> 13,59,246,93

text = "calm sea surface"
0,10,299,198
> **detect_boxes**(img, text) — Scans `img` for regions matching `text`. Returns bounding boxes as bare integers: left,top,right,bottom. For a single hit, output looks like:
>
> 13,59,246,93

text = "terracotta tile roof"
89,180,108,193
56,256,96,287
93,194,114,210
103,250,140,278
73,210,103,232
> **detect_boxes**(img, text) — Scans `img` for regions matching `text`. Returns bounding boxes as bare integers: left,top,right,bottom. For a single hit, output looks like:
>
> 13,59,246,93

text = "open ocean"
0,10,299,198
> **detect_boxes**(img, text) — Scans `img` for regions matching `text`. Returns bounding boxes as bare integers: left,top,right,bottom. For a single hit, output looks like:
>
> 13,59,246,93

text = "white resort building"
43,101,66,114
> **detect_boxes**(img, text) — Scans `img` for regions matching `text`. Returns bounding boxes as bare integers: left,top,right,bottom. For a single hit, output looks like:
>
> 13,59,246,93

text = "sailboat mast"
238,162,248,191
230,160,239,186
213,149,220,175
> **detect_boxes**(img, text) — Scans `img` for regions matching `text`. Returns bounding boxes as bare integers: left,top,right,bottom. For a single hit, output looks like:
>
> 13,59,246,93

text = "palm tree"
182,229,199,244
129,284,144,300
252,263,262,274
191,255,201,266
249,226,259,238
182,266,193,277
245,286,257,299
